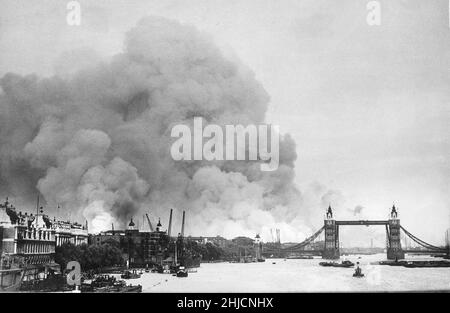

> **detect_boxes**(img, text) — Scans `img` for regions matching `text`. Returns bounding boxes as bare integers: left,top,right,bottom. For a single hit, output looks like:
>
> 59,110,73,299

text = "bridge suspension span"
264,205,448,260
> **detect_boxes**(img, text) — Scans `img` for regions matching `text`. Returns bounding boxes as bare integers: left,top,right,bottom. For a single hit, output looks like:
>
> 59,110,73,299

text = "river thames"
111,254,450,292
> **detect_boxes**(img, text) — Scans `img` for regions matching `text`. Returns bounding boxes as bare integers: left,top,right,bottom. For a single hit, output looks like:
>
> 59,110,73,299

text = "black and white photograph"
0,0,449,300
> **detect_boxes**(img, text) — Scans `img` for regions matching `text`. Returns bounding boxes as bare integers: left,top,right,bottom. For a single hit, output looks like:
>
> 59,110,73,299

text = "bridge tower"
387,205,405,260
322,205,340,259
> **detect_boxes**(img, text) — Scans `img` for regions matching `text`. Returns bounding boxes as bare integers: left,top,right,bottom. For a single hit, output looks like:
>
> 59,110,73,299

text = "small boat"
378,260,450,268
287,255,314,259
92,280,142,293
121,269,141,279
403,260,450,268
319,262,336,267
319,260,354,268
340,260,355,267
91,275,117,288
257,258,266,262
112,280,142,293
378,260,406,266
145,264,150,273
176,266,188,278
114,284,142,293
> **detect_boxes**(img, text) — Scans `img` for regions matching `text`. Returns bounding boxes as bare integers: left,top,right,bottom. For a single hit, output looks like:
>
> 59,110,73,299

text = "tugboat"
121,269,141,279
352,262,364,278
176,266,188,278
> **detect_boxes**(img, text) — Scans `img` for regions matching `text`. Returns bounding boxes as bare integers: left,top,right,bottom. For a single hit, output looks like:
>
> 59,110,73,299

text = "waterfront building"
0,199,56,266
87,212,204,268
90,230,126,245
89,217,170,267
0,199,59,289
52,219,88,246
0,198,89,290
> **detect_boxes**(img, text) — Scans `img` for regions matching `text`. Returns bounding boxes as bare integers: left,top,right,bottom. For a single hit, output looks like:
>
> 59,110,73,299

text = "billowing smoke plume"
0,16,337,241
349,205,364,216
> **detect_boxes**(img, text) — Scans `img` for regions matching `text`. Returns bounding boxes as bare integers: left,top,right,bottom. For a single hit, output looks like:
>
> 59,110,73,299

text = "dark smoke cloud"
351,205,364,216
0,16,338,240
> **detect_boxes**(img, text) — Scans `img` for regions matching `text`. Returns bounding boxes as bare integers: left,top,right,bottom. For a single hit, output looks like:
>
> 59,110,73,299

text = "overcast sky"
0,0,449,245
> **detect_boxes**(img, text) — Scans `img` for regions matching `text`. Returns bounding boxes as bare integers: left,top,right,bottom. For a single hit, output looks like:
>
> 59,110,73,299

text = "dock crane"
167,209,173,237
145,213,154,232
181,210,185,237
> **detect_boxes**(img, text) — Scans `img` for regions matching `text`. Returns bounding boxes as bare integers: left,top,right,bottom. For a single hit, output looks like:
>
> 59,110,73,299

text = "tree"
55,242,124,272
55,243,84,270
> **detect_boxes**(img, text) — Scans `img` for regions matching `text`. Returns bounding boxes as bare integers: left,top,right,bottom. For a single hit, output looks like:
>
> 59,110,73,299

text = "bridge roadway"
335,220,388,226
403,249,448,254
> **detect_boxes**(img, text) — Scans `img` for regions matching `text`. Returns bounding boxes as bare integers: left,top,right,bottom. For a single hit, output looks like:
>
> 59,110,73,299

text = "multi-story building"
52,219,88,246
0,198,89,290
89,211,202,268
89,217,173,267
0,199,56,266
0,199,59,289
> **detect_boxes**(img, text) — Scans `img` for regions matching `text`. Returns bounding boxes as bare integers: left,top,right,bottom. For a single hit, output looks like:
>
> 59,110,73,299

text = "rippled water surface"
113,254,450,292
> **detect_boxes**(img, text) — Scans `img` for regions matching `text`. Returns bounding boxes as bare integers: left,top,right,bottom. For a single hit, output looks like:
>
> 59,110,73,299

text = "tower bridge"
264,205,449,260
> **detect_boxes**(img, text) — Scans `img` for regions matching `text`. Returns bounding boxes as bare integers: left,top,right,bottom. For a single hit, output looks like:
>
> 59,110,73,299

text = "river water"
113,254,450,292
